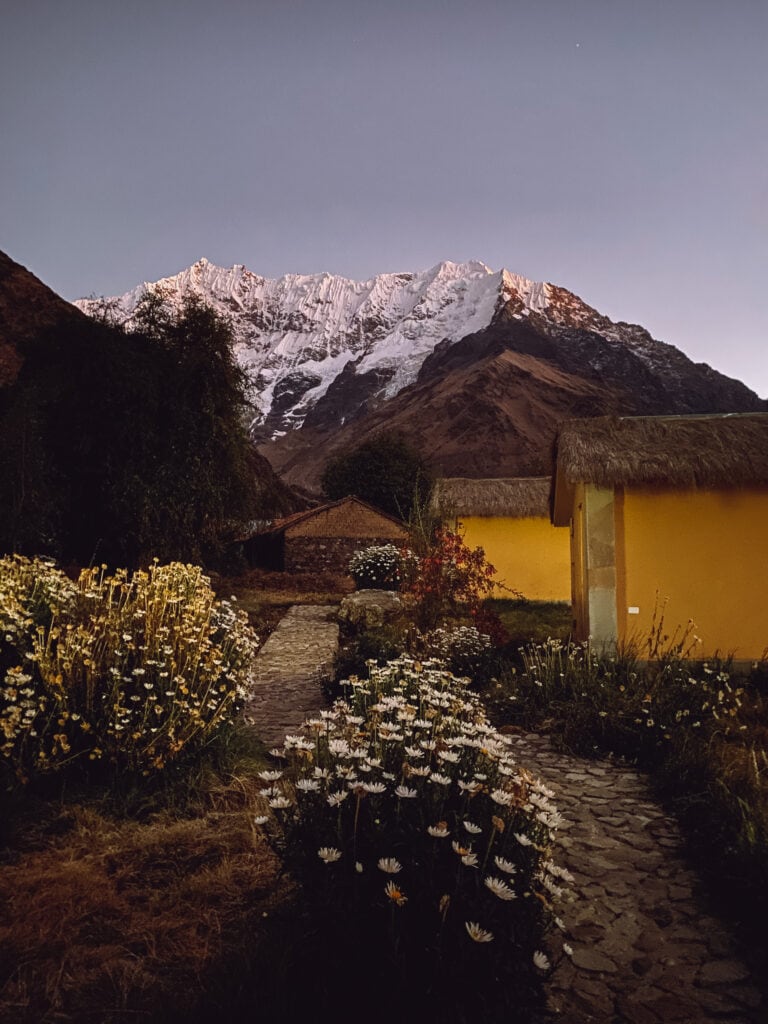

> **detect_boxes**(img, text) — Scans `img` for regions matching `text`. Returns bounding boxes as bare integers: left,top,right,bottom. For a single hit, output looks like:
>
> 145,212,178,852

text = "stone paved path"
244,604,339,750
503,732,764,1023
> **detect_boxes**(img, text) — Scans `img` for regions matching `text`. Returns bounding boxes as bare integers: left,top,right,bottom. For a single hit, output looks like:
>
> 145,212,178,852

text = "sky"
1,0,766,397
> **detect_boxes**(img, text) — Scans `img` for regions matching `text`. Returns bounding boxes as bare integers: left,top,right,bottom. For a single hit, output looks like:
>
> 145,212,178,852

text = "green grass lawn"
487,598,572,645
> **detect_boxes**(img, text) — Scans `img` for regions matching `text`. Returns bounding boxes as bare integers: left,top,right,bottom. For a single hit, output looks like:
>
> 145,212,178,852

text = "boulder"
338,589,403,630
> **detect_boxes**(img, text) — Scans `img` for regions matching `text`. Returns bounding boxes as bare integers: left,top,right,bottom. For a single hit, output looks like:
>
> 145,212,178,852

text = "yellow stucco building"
552,413,768,661
433,477,571,601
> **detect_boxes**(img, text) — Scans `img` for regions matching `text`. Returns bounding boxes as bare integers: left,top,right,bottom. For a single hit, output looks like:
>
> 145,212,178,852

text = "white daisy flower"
514,831,533,846
377,857,403,874
490,788,514,807
257,769,283,781
463,820,482,834
296,778,320,793
457,780,480,793
384,880,408,906
327,790,349,807
427,823,450,838
317,847,342,863
533,951,551,971
253,815,269,825
362,781,387,794
465,921,494,943
484,876,516,900
429,772,452,785
395,785,417,799
268,796,291,809
494,855,517,875
461,852,479,868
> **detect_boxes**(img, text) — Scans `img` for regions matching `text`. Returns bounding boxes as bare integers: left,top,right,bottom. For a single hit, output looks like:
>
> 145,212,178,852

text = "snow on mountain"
75,258,570,432
76,256,740,438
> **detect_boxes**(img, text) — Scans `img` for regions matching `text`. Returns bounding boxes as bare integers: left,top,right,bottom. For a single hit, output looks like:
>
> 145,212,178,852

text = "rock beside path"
338,588,402,629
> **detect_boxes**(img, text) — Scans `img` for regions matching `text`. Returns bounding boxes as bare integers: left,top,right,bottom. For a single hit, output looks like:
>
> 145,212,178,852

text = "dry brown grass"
0,774,289,1024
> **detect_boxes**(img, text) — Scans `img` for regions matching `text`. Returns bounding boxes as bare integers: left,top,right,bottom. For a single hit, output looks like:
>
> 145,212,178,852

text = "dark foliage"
320,432,431,520
0,295,267,566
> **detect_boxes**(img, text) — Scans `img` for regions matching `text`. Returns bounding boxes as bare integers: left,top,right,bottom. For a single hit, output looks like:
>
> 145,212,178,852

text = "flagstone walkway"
244,606,764,1022
244,604,339,750
503,731,764,1023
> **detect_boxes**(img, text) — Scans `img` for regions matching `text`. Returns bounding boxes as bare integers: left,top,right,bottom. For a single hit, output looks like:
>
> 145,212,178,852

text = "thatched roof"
433,477,552,518
553,413,768,524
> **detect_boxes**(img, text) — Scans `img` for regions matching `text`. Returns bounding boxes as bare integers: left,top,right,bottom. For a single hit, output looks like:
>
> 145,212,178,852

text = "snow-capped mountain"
75,257,664,436
75,257,765,488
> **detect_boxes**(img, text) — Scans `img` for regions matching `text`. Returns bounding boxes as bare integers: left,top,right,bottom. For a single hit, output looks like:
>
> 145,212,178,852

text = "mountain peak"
74,257,765,442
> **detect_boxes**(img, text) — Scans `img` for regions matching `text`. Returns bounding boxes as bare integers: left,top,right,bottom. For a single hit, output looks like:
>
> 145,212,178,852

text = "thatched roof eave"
555,413,768,494
433,476,553,519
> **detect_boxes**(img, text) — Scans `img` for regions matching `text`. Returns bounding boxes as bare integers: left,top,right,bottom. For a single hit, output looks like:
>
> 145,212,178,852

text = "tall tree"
321,433,431,520
0,295,263,566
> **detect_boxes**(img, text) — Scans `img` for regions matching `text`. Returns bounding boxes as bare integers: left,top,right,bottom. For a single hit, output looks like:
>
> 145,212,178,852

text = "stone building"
245,496,409,575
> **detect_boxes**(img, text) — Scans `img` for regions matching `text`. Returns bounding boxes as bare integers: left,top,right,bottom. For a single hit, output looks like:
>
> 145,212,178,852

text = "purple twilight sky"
1,0,766,397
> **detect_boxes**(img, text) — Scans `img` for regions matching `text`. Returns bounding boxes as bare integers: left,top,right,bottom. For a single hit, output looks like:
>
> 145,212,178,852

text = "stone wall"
285,535,402,575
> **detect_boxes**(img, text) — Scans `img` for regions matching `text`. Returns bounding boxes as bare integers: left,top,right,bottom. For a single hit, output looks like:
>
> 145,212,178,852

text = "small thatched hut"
433,477,570,601
552,413,768,660
245,496,408,575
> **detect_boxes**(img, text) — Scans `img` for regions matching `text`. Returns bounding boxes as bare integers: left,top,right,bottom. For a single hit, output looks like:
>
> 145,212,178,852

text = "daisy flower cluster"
253,656,572,998
419,624,492,676
0,558,258,780
348,545,411,590
518,638,746,750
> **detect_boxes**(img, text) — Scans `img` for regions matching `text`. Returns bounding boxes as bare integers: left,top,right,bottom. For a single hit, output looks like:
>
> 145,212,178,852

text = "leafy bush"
254,657,571,1018
402,527,497,630
0,557,258,782
348,543,409,590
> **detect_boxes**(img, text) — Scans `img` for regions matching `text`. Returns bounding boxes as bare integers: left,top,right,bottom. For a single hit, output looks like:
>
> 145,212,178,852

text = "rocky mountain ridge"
74,256,765,491
75,256,747,437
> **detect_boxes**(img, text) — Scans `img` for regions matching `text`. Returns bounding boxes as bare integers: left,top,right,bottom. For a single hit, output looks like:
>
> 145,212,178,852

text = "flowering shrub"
420,624,493,677
0,555,78,653
0,558,258,781
254,657,572,1015
348,544,411,590
402,528,497,629
513,638,746,754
